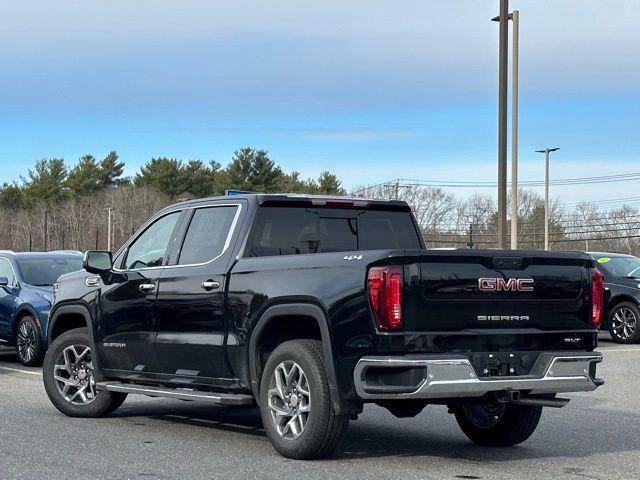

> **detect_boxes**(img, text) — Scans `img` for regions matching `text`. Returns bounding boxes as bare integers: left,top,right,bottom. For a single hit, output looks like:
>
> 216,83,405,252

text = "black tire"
259,339,349,460
15,315,46,367
43,328,127,417
453,402,543,447
607,302,640,344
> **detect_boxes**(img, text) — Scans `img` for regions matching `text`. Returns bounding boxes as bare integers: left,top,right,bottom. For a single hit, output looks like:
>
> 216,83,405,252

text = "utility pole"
389,180,408,200
536,147,559,251
492,0,509,249
106,207,114,251
510,10,519,250
43,211,49,252
467,222,474,249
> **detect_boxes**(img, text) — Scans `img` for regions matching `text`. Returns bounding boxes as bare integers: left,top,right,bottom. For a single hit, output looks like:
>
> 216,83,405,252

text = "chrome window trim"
0,256,18,287
113,202,243,273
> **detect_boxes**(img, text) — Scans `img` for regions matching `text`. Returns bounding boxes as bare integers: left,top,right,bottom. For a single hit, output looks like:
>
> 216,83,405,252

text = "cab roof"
163,193,411,212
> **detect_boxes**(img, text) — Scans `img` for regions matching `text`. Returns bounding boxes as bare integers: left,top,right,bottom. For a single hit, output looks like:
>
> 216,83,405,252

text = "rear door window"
177,206,238,265
247,207,421,257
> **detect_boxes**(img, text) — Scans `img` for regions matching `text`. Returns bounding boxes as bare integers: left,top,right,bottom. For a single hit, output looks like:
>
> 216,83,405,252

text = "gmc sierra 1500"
43,194,604,459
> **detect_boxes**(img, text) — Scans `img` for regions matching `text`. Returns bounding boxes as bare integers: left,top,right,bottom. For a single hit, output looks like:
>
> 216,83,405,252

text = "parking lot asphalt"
1,337,639,480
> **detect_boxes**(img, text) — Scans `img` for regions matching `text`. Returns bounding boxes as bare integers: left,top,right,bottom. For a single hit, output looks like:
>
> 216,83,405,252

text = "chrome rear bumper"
353,352,603,400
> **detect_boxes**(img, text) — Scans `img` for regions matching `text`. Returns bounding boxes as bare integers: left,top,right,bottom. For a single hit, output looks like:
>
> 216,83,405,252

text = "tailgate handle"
493,257,523,269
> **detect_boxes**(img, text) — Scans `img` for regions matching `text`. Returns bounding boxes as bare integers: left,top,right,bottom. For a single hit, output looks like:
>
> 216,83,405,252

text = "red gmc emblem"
478,277,534,292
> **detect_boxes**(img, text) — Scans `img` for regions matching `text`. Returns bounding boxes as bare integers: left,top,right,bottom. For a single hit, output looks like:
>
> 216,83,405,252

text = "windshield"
16,257,83,286
596,255,640,278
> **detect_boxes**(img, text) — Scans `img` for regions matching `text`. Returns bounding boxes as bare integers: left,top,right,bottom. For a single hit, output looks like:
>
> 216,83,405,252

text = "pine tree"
22,158,68,206
226,148,282,193
135,158,189,197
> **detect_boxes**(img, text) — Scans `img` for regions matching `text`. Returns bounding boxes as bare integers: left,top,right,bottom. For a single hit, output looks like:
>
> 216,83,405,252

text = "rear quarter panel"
227,250,404,400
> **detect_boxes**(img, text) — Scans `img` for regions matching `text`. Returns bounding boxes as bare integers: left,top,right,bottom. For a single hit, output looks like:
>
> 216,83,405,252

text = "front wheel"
608,302,640,344
15,315,46,366
259,339,349,459
453,401,542,447
43,328,127,417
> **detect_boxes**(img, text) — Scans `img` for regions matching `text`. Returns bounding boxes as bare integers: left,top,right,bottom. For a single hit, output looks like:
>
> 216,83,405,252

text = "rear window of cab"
246,207,422,257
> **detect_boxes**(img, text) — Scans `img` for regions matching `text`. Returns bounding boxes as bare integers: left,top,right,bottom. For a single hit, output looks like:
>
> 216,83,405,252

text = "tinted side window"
123,211,181,270
247,207,421,257
0,258,16,286
178,206,238,265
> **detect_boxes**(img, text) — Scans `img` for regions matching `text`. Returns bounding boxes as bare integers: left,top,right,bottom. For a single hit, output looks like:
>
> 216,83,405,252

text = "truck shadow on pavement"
109,393,640,462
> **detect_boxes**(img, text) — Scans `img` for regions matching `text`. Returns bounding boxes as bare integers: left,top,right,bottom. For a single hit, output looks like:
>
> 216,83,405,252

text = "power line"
352,172,640,194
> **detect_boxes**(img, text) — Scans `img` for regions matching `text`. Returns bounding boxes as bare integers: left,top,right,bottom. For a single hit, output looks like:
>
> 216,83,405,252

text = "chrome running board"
97,382,255,406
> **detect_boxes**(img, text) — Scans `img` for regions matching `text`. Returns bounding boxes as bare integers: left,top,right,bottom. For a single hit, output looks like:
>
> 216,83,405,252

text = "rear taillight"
368,266,403,331
591,269,604,329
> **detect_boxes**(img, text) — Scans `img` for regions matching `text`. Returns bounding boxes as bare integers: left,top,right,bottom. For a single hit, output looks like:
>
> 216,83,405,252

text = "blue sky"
0,1,638,203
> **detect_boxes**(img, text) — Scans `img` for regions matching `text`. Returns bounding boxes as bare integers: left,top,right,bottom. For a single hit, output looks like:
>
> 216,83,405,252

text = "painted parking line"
600,348,640,353
0,365,42,376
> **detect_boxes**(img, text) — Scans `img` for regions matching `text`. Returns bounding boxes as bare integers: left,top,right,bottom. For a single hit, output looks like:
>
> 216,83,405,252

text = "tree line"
3,149,637,256
0,148,344,252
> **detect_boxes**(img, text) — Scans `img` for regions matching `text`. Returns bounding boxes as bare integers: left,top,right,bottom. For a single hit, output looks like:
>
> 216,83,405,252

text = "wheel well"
253,315,322,387
49,313,88,343
12,309,37,336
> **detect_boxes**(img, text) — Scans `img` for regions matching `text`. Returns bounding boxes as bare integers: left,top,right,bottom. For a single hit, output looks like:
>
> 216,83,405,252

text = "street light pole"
106,207,114,252
536,147,559,251
510,10,519,250
492,0,509,249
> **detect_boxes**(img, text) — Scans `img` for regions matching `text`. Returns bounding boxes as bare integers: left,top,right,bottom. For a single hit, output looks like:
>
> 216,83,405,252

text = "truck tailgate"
403,249,596,348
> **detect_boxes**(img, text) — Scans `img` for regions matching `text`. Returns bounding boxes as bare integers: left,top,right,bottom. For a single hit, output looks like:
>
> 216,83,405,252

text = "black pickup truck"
43,194,604,459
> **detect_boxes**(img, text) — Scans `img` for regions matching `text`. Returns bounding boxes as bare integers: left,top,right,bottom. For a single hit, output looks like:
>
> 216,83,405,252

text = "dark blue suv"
0,251,83,366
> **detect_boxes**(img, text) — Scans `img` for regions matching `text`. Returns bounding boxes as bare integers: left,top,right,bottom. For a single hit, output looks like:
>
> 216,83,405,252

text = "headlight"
51,282,60,303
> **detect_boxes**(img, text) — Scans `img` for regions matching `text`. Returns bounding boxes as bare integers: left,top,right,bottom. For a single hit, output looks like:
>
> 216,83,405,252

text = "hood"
26,284,54,305
56,268,88,283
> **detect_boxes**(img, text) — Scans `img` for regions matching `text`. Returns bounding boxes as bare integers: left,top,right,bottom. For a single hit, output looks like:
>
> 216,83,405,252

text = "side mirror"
0,276,8,287
83,251,113,274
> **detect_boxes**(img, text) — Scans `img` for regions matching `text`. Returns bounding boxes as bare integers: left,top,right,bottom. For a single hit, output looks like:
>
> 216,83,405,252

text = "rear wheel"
15,315,46,367
43,328,127,417
259,339,349,459
608,302,640,344
453,401,542,447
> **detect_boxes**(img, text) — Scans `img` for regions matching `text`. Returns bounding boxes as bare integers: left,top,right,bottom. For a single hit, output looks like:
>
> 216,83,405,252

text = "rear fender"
248,303,347,413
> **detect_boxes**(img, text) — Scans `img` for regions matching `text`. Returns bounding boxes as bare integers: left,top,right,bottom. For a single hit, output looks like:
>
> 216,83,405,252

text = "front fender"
47,303,103,382
12,303,47,338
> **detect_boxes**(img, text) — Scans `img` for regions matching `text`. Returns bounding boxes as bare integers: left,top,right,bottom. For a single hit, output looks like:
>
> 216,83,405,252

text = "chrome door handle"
139,283,156,293
201,280,220,291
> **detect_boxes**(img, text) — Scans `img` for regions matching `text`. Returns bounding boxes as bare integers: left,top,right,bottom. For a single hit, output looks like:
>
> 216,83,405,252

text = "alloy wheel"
53,344,98,405
611,307,637,341
267,360,311,440
16,321,37,364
